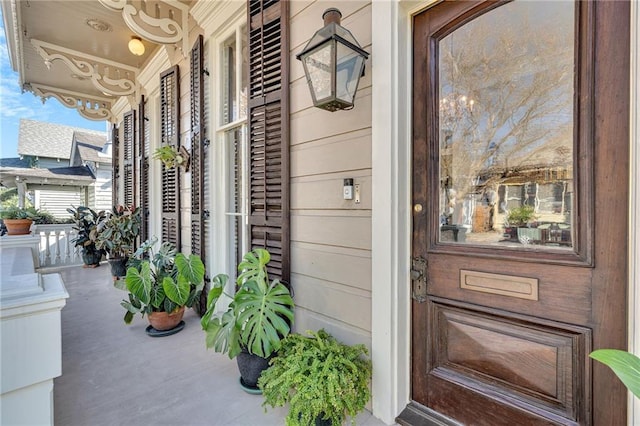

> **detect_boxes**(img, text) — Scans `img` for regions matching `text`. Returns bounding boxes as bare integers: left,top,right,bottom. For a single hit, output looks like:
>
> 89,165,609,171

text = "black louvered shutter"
111,123,119,206
248,0,290,282
190,35,205,259
190,35,208,315
160,65,181,250
122,110,136,208
138,96,150,242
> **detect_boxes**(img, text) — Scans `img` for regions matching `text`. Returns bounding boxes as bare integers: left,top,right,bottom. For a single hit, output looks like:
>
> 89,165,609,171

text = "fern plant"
258,329,372,426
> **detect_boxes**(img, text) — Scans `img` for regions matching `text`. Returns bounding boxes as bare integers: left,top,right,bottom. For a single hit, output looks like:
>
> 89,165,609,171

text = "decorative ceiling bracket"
27,83,114,122
99,0,190,56
31,39,138,97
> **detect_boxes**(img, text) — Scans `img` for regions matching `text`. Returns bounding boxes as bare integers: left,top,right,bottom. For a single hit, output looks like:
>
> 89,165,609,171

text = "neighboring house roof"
1,120,109,190
72,131,111,166
18,118,107,160
0,157,30,168
0,158,95,188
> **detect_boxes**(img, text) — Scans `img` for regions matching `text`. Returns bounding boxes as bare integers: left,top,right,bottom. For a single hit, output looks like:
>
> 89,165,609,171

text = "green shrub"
507,204,536,226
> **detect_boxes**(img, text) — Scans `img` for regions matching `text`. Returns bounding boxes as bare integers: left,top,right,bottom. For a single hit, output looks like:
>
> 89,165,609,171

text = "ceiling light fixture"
128,36,145,56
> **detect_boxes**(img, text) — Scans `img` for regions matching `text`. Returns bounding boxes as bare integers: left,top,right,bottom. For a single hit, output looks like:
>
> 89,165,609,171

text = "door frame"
370,1,639,424
629,0,640,422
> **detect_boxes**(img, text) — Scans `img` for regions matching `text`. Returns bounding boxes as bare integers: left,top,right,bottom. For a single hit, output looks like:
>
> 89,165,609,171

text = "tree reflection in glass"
438,0,575,250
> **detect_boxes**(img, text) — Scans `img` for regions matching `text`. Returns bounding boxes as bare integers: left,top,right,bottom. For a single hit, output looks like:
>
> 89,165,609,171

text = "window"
217,24,248,276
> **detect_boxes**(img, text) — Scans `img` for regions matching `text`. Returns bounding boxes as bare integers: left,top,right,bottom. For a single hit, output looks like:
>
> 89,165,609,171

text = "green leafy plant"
259,329,372,426
95,205,141,258
507,204,537,226
152,145,189,169
0,206,42,220
590,349,640,398
121,238,205,324
67,206,106,256
200,248,294,359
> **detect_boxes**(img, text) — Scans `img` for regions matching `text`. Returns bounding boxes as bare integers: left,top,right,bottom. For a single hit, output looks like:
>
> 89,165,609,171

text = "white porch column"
15,179,26,209
371,1,416,423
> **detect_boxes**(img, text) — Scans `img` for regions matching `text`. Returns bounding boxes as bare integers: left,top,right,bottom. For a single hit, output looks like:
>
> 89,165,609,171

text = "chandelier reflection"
439,92,474,128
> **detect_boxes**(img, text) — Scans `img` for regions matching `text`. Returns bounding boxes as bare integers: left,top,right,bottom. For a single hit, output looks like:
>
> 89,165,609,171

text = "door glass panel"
438,1,575,250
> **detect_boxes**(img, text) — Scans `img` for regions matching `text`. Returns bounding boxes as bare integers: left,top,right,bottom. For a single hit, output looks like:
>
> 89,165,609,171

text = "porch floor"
52,265,386,426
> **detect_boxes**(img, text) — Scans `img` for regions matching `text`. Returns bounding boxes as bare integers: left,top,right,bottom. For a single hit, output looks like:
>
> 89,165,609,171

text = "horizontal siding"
88,185,96,209
291,241,371,291
289,2,373,347
37,188,83,218
94,168,112,211
292,273,371,330
290,128,371,173
36,157,70,168
291,172,372,210
292,211,371,250
293,307,372,351
290,87,372,144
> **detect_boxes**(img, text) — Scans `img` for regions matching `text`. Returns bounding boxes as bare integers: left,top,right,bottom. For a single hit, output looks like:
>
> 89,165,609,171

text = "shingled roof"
72,131,111,166
18,119,107,160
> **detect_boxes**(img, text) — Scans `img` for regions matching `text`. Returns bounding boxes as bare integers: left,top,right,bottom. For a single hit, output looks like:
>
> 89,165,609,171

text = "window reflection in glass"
222,34,237,124
437,1,575,250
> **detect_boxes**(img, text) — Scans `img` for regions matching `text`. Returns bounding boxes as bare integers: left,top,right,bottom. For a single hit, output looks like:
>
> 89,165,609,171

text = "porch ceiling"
1,0,192,122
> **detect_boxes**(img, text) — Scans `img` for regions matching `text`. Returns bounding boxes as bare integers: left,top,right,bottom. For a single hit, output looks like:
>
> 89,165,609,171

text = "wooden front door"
404,1,630,425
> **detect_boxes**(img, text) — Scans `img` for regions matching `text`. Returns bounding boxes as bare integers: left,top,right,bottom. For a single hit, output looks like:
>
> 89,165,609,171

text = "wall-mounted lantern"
296,8,369,112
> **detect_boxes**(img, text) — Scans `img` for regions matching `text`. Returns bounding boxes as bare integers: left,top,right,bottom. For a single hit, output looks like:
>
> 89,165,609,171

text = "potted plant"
152,145,190,170
0,206,41,235
503,204,537,242
67,205,106,267
121,238,205,334
96,205,141,278
506,204,536,227
200,248,294,391
258,329,372,426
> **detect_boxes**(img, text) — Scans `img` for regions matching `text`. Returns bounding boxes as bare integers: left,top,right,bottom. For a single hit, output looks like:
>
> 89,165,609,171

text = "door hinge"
411,256,428,303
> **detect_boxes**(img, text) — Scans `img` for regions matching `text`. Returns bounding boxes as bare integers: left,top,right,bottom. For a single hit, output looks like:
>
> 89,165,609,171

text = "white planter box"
1,246,68,426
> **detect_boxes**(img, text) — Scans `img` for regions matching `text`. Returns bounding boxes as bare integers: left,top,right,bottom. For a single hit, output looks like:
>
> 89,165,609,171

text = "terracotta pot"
3,218,33,235
148,306,185,331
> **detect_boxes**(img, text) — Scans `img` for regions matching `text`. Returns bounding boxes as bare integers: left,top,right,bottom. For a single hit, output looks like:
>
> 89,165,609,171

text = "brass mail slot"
460,270,539,301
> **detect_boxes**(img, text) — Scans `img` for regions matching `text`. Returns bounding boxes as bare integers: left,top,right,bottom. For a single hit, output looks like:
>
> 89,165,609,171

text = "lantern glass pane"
336,42,365,104
303,43,334,103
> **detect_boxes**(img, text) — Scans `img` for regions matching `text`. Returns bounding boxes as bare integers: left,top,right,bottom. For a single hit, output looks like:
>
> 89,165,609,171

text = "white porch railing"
33,224,82,268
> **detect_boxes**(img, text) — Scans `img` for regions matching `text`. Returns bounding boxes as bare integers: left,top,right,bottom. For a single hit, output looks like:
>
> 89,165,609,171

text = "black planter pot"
315,414,332,426
108,257,128,277
236,348,271,391
82,249,103,267
297,412,332,426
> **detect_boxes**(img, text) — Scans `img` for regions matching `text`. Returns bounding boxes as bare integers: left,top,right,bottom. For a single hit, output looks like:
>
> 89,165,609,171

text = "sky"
0,9,107,160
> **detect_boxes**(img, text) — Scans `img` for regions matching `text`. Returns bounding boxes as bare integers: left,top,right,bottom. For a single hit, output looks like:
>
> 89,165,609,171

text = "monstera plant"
200,248,294,391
